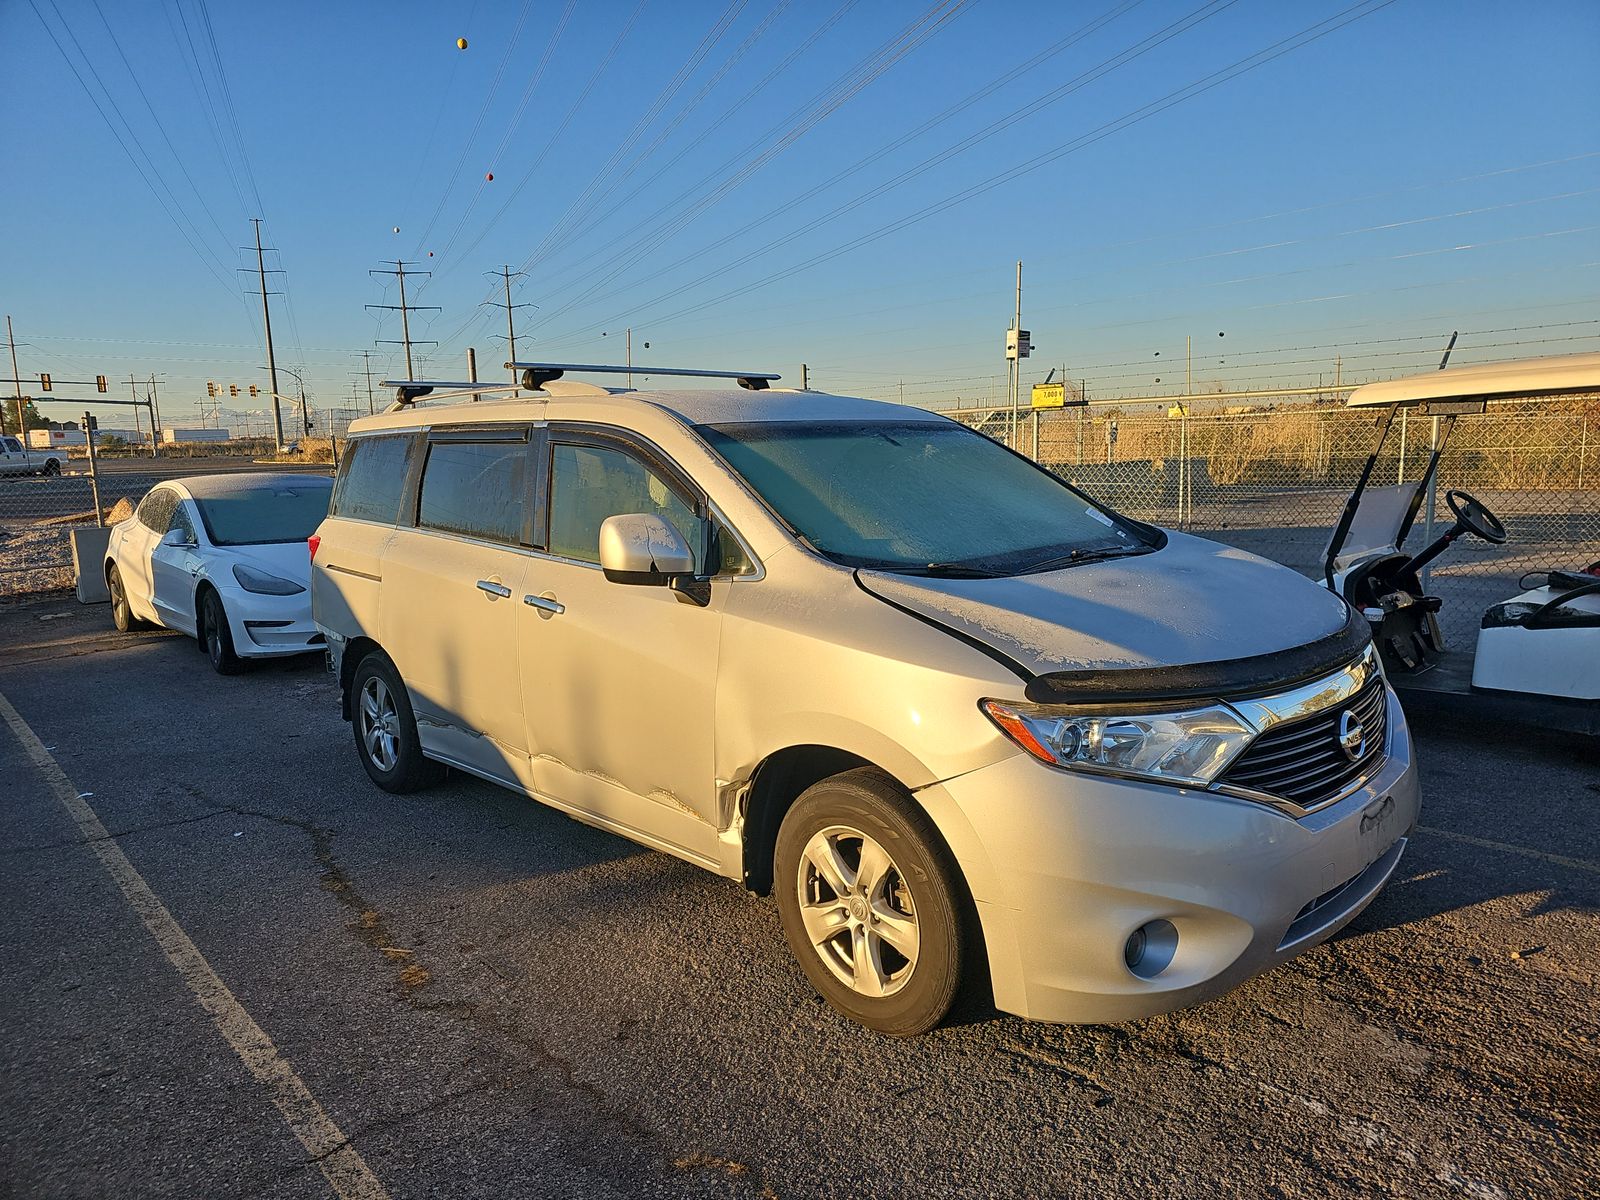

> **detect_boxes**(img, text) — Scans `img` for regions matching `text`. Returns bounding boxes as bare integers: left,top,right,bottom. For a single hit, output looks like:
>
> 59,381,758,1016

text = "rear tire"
350,652,445,793
42,459,60,476
200,588,243,675
774,767,970,1036
107,563,144,632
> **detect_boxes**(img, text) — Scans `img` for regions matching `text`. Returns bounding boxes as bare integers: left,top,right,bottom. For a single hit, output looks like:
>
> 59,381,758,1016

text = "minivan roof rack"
381,380,525,407
505,361,780,391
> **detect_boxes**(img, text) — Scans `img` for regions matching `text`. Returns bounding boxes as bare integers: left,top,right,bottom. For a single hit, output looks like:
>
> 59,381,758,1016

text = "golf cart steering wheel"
1446,489,1507,544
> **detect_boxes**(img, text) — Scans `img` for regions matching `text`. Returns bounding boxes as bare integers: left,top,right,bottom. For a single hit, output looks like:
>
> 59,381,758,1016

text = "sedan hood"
858,532,1355,684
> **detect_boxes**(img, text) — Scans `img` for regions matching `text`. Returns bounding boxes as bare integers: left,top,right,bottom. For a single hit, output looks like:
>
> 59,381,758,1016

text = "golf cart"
1324,351,1599,735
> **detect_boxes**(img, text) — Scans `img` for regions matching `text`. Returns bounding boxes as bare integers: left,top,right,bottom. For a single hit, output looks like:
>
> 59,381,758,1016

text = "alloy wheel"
359,676,401,773
795,825,920,998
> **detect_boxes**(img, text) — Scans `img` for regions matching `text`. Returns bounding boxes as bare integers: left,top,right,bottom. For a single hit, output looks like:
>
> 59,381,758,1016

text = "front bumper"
216,585,323,659
928,686,1419,1024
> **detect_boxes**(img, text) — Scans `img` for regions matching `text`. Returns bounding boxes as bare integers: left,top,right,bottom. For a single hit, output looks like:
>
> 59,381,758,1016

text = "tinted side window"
3,437,22,453
137,488,178,532
549,442,702,568
169,503,196,542
333,435,414,524
418,441,527,544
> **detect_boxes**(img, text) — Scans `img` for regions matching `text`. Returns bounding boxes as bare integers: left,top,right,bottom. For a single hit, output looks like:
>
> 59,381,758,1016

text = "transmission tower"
367,261,439,380
487,266,535,386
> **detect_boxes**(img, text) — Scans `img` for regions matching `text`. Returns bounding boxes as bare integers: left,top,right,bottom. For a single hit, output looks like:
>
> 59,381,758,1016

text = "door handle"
522,594,565,615
475,579,512,599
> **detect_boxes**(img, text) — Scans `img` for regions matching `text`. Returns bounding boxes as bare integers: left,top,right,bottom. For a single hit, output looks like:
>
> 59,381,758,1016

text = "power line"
550,0,1403,340
529,0,1227,332
27,0,240,298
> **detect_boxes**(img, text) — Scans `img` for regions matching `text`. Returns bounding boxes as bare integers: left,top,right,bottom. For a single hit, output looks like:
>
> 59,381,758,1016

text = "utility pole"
246,219,287,452
627,328,632,388
801,363,809,390
488,266,532,386
359,350,377,414
128,375,156,458
1004,261,1026,449
148,375,163,451
5,315,22,438
368,261,439,381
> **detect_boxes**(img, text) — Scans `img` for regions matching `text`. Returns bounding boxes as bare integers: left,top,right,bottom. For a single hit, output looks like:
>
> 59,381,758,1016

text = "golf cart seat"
1473,565,1600,701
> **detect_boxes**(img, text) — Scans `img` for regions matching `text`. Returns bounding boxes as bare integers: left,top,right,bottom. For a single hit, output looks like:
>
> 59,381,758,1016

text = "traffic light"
39,373,51,392
95,375,108,393
207,381,216,398
248,384,258,397
229,384,239,397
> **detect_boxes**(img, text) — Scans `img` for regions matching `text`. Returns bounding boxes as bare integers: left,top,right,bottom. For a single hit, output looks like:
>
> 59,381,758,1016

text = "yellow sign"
1031,381,1066,409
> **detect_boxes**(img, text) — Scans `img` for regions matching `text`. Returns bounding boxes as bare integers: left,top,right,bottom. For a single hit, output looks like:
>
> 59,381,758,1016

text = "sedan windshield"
194,479,333,546
697,421,1152,574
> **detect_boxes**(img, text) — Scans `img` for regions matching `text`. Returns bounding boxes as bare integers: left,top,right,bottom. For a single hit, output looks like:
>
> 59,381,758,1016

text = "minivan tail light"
308,534,321,563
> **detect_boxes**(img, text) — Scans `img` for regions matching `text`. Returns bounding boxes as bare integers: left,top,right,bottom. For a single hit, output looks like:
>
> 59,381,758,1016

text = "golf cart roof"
1346,351,1600,409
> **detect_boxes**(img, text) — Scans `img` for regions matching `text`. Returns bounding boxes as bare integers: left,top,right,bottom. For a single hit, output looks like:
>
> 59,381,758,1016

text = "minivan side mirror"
599,513,696,585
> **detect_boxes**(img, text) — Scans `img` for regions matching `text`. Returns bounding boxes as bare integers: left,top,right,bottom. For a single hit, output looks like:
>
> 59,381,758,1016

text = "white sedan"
106,473,334,673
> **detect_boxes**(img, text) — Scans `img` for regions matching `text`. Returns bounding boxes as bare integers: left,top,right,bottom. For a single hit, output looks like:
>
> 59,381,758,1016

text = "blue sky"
3,0,1597,425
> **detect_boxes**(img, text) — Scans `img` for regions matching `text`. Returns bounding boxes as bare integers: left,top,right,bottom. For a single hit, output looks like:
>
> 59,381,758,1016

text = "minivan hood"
858,531,1354,681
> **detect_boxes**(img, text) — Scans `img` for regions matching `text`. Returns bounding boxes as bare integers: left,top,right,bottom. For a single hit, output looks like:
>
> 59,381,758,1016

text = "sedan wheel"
201,590,243,674
108,563,136,633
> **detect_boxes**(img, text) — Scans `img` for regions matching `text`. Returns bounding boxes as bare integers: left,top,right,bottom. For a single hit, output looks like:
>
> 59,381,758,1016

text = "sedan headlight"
980,698,1255,786
231,563,305,595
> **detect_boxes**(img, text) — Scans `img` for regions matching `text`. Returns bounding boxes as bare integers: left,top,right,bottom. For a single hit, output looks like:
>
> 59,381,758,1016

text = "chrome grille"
1221,678,1387,809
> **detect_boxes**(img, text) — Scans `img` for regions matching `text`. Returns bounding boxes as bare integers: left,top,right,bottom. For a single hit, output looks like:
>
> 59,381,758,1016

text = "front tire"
774,768,970,1036
200,589,243,675
350,652,445,793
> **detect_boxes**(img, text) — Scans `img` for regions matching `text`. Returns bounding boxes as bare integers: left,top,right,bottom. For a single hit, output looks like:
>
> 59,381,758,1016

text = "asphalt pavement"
1,595,1596,1199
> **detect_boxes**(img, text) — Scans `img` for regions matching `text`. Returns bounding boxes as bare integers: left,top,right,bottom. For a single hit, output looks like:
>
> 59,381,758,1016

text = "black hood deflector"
1022,604,1372,705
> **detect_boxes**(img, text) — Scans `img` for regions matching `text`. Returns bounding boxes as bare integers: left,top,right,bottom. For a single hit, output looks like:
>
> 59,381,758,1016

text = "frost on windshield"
700,421,1140,572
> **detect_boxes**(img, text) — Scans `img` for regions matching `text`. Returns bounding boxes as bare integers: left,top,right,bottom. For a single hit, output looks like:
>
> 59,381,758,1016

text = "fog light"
1124,919,1179,979
1124,928,1147,969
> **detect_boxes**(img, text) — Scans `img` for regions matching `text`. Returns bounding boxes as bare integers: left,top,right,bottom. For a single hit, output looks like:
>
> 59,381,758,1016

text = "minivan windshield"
698,421,1154,575
194,479,333,546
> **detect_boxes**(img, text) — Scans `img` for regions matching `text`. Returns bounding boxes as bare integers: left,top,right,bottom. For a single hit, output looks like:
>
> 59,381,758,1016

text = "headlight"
231,563,305,595
980,698,1255,786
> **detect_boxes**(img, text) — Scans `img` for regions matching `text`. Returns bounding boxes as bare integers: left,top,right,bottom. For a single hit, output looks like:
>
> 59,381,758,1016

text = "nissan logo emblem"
1337,710,1365,761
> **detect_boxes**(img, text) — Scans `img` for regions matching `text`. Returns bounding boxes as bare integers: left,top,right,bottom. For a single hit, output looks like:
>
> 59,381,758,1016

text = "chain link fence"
959,395,1600,652
0,452,336,598
1,458,110,597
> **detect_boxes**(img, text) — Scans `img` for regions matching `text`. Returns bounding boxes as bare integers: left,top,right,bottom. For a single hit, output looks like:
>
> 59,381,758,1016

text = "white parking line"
0,688,391,1200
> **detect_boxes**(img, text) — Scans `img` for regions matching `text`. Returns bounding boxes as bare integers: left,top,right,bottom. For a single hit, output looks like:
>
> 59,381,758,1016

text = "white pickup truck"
0,434,65,476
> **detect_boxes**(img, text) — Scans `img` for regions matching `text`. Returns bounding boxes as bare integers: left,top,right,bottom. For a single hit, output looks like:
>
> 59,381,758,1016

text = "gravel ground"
1,596,1595,1199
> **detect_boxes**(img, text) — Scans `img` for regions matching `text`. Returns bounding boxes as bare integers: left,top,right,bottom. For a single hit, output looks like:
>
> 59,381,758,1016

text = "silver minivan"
311,378,1418,1035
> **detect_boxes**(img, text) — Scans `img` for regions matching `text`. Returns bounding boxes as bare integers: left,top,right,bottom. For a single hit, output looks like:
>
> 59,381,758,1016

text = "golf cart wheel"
774,768,970,1036
350,652,445,794
200,588,243,675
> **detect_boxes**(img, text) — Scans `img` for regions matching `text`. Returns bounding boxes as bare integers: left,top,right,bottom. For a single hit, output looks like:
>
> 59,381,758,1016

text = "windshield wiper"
1022,545,1147,575
872,561,1007,579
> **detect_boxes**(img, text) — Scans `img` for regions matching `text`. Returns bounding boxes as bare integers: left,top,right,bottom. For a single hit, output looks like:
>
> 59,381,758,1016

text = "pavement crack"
2,807,234,854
